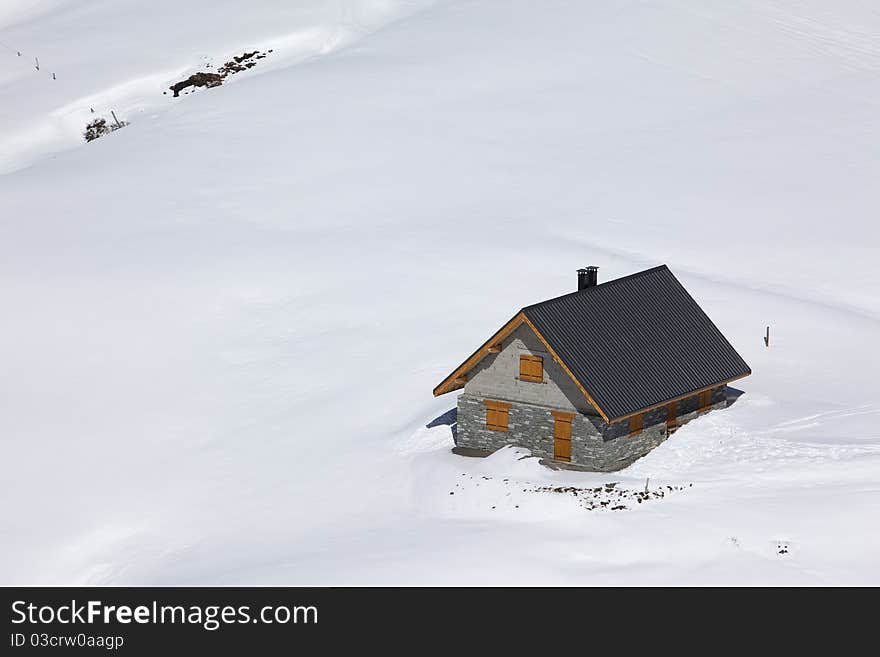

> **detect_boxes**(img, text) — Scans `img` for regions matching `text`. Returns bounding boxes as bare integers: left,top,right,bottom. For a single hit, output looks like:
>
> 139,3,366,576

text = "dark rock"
169,72,223,97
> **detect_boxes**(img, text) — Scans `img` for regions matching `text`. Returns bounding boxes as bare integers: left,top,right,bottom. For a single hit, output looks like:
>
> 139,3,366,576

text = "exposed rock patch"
532,481,692,511
167,49,273,97
451,473,692,512
218,50,270,75
169,72,223,97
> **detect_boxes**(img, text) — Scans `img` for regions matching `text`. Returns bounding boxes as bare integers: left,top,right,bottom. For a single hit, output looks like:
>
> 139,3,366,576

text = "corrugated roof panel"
522,265,751,420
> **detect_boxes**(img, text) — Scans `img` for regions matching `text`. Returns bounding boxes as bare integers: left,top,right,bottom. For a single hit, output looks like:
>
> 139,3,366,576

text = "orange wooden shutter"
698,389,712,411
629,413,643,436
486,409,503,430
519,354,543,382
484,400,511,431
555,418,572,440
554,436,571,461
667,401,677,429
552,411,573,462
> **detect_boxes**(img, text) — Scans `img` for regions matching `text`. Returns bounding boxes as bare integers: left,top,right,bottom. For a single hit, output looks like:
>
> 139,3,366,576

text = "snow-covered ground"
1,0,879,585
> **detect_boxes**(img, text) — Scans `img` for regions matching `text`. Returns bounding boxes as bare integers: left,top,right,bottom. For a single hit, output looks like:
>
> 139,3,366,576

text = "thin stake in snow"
34,56,39,70
111,110,122,129
764,325,770,347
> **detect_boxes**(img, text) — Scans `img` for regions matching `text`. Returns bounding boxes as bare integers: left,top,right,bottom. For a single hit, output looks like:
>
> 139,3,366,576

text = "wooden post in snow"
111,110,122,128
764,326,770,348
34,57,39,70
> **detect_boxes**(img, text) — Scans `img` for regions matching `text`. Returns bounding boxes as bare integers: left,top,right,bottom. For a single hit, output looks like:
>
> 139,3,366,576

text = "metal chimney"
577,266,598,290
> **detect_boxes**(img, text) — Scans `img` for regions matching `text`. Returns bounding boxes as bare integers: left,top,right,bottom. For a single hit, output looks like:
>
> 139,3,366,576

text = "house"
433,265,751,471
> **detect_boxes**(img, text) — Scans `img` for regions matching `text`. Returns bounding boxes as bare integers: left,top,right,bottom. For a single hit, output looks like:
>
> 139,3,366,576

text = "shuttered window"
519,354,543,382
484,400,511,432
554,417,572,440
552,410,573,462
486,408,508,431
667,401,678,431
698,389,713,412
629,413,644,436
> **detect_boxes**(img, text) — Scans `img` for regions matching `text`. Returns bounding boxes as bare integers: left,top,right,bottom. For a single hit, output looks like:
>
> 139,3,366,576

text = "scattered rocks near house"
452,472,691,513
166,49,274,97
776,541,790,555
531,481,691,511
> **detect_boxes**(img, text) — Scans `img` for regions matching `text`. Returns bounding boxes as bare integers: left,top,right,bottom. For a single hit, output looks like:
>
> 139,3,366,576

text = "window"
484,399,511,432
519,354,543,382
666,401,677,431
629,413,643,436
698,389,713,412
552,410,573,462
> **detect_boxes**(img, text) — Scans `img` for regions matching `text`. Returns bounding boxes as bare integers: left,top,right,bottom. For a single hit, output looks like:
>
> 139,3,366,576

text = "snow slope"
1,0,879,585
0,0,431,173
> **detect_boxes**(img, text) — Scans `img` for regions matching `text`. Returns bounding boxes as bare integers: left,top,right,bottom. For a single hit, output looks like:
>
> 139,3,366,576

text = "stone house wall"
456,388,728,472
455,320,731,471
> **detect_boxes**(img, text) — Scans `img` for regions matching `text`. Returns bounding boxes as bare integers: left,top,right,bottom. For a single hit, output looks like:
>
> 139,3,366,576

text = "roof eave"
605,370,752,423
432,311,527,397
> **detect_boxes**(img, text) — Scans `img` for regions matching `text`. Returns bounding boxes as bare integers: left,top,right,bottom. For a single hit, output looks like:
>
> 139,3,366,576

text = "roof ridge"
522,264,669,312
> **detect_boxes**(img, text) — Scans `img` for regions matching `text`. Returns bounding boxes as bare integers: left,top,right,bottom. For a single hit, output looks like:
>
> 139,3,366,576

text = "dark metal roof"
523,265,751,421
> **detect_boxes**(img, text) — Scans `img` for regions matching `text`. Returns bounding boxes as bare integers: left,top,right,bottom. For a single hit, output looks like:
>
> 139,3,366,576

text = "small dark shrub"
83,116,128,142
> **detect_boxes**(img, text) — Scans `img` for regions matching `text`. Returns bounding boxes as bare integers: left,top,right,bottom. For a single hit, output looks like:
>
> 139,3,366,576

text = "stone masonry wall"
456,385,729,472
456,392,601,461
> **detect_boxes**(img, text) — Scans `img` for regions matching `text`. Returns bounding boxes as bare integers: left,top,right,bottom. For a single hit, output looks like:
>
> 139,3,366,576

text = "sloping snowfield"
1,0,879,585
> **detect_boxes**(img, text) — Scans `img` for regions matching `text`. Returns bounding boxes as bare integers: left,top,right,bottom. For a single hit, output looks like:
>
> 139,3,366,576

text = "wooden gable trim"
433,311,611,420
432,312,527,397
